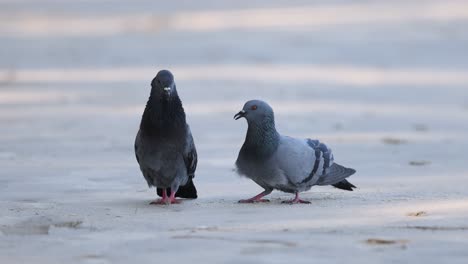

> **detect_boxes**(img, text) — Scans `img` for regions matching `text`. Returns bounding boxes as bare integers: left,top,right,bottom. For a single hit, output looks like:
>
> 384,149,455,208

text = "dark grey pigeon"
234,100,356,204
135,70,197,204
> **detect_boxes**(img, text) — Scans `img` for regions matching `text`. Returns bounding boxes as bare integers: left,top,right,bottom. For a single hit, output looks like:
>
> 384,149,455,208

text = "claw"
169,198,182,204
282,192,311,204
150,188,169,205
238,190,272,204
150,199,168,205
169,190,182,204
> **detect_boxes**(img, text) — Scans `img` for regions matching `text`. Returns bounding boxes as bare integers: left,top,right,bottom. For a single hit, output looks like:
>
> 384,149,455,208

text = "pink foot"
282,193,311,204
150,188,168,205
238,190,271,204
169,199,182,204
150,199,168,205
169,190,182,204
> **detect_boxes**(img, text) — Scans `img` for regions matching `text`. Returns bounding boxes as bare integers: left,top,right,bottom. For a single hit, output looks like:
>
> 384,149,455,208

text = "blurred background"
1,0,467,191
1,0,468,263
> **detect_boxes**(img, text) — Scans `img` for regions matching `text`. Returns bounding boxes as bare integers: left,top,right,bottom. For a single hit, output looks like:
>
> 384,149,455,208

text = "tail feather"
157,177,198,199
317,163,356,186
332,179,356,191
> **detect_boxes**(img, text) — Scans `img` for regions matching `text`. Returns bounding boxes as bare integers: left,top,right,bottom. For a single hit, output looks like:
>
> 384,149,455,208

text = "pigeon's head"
234,100,275,124
151,70,176,100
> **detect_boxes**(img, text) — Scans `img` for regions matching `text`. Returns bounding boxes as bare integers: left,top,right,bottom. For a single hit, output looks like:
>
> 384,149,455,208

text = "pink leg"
239,190,272,203
169,190,181,204
150,189,168,205
282,192,311,204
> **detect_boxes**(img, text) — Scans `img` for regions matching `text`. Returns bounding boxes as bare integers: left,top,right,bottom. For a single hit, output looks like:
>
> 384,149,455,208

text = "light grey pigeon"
135,70,198,204
234,100,356,204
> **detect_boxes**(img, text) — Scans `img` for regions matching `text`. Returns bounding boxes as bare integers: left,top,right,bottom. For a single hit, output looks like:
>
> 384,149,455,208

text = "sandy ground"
1,0,468,263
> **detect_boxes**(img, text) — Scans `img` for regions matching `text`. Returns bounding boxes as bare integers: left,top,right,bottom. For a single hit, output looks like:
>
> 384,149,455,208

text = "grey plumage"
234,100,356,203
135,70,197,204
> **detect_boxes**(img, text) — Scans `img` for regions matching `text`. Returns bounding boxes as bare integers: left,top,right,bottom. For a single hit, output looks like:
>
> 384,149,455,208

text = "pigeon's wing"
306,139,356,186
184,125,197,178
134,129,155,187
134,130,141,164
316,163,356,186
305,139,335,177
274,136,316,186
275,137,339,188
163,125,198,199
331,179,356,191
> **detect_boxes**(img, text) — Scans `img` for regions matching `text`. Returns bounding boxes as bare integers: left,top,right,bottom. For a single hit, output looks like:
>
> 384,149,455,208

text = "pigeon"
135,70,198,204
234,100,356,204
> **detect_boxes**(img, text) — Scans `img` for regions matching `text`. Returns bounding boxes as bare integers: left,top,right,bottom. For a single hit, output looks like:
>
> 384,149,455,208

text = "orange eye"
251,105,258,110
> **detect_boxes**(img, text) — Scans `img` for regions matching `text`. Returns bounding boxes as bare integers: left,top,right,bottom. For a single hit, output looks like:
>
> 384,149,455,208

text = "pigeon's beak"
163,87,172,98
234,110,246,120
